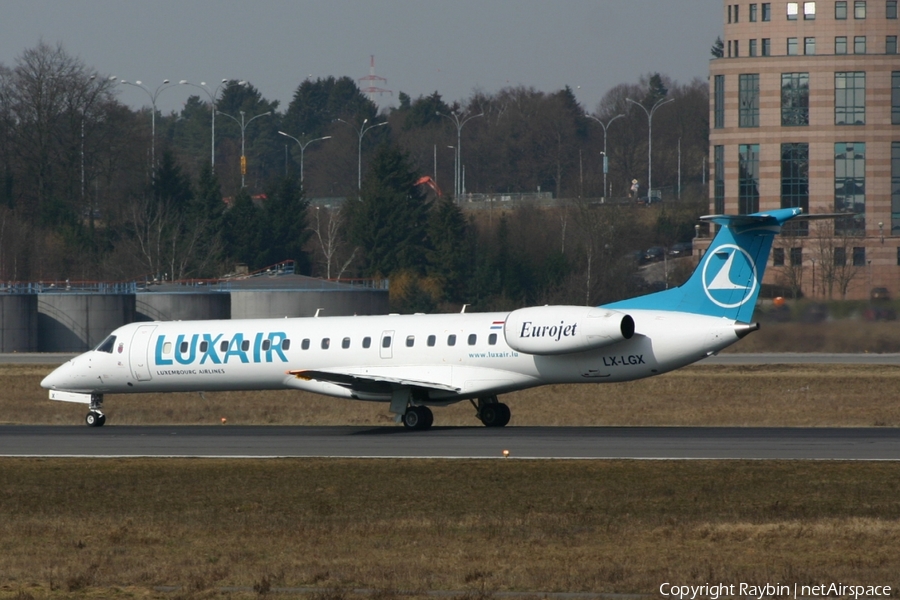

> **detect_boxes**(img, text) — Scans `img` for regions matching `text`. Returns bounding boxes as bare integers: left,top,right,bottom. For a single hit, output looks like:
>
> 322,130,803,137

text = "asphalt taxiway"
1,425,898,460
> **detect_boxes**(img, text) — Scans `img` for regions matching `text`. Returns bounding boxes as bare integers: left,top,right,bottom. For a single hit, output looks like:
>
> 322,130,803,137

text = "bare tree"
311,205,356,279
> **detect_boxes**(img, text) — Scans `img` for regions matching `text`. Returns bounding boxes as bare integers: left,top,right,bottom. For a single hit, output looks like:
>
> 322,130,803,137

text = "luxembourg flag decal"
491,321,505,330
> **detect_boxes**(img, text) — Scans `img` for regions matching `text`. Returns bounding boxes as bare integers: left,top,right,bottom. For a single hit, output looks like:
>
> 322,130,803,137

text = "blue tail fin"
604,208,803,322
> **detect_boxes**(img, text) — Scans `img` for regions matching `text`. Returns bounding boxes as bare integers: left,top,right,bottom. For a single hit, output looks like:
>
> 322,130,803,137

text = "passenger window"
241,340,250,352
262,339,271,351
363,337,371,348
96,335,117,353
282,339,291,351
406,335,415,347
382,336,392,348
199,341,208,352
180,341,189,353
342,337,350,349
427,335,436,347
322,338,330,350
468,334,477,346
447,334,456,346
163,341,172,354
220,340,228,353
488,333,497,345
301,339,310,350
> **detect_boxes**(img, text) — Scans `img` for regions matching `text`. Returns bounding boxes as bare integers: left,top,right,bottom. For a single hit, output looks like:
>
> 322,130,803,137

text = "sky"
1,0,723,115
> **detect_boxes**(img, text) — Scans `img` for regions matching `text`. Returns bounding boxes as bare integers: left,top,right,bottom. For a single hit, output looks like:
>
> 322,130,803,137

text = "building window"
739,144,760,214
714,75,725,129
855,0,866,17
889,0,898,18
750,39,758,56
836,1,848,17
782,73,810,126
894,72,900,124
762,38,771,55
854,36,866,53
782,143,810,235
891,142,900,236
804,1,816,18
805,37,816,54
762,2,771,19
728,4,732,22
739,74,760,127
773,247,785,266
836,36,848,54
787,2,799,18
734,4,740,21
835,72,866,125
750,3,758,20
788,37,799,55
834,142,866,235
852,247,866,266
887,36,898,54
734,40,740,57
714,145,725,215
790,247,803,266
834,247,846,266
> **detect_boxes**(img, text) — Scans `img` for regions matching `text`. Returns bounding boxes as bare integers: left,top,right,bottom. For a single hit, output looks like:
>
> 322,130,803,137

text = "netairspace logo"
659,582,892,600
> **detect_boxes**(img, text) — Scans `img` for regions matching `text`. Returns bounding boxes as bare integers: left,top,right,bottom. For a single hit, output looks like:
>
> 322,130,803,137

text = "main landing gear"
402,405,434,431
85,394,106,427
473,395,511,428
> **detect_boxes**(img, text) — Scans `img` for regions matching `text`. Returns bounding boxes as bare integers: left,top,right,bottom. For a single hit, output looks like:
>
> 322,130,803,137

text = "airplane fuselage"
42,309,745,403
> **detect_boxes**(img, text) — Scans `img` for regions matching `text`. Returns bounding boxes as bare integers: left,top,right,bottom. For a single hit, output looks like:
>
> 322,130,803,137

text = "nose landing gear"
85,394,106,427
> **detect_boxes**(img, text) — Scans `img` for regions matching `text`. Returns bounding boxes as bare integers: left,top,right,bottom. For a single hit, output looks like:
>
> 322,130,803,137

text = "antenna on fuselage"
314,308,324,317
460,304,469,313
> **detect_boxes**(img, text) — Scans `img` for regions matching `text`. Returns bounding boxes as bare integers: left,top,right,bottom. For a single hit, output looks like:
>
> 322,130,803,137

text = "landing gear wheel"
479,402,510,427
402,405,433,431
85,411,105,427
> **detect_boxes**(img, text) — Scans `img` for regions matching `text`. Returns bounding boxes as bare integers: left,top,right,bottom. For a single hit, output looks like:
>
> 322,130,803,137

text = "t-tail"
604,207,805,322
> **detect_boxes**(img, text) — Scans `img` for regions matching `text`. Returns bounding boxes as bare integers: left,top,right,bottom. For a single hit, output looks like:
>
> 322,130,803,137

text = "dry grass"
12,363,900,427
0,459,899,599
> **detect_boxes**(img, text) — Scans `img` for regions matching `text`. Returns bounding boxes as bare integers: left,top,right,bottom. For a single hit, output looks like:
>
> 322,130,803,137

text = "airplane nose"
41,360,76,390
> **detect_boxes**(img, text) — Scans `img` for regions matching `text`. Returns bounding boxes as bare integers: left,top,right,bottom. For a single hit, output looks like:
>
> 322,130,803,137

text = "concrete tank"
0,294,38,352
136,292,231,322
37,294,136,352
230,290,389,319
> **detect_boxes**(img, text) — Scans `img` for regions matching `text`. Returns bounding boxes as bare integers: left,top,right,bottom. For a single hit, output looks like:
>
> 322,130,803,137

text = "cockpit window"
96,335,117,354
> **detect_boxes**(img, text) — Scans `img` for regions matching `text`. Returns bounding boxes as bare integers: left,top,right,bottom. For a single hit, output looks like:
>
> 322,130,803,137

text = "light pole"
436,109,483,199
626,96,674,203
119,78,180,173
337,118,387,192
180,79,229,171
278,131,331,184
585,112,624,198
216,109,272,188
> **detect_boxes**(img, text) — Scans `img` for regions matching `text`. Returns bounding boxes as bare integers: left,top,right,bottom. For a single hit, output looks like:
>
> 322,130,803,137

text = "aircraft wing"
287,368,461,394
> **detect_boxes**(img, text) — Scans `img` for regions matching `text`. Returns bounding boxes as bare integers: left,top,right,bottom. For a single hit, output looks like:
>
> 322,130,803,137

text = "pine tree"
426,197,468,302
255,176,311,272
346,144,429,277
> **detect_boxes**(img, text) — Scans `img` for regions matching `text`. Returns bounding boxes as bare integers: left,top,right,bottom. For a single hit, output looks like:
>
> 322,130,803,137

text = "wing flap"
288,369,461,394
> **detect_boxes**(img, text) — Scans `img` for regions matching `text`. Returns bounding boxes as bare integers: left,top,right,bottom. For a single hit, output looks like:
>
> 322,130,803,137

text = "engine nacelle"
504,306,635,356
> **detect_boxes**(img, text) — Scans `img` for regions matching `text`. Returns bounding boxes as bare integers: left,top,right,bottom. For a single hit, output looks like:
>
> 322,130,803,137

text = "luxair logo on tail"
702,244,758,308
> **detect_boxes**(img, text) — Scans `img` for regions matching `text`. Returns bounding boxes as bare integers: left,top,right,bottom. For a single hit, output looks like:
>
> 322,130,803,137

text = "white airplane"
42,207,807,430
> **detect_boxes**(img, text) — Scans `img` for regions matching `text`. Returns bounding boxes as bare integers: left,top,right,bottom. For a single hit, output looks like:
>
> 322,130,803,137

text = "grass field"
11,362,900,427
1,459,899,599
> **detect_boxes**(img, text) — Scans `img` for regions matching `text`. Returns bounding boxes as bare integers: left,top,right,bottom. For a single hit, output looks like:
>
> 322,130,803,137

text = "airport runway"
1,425,898,460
